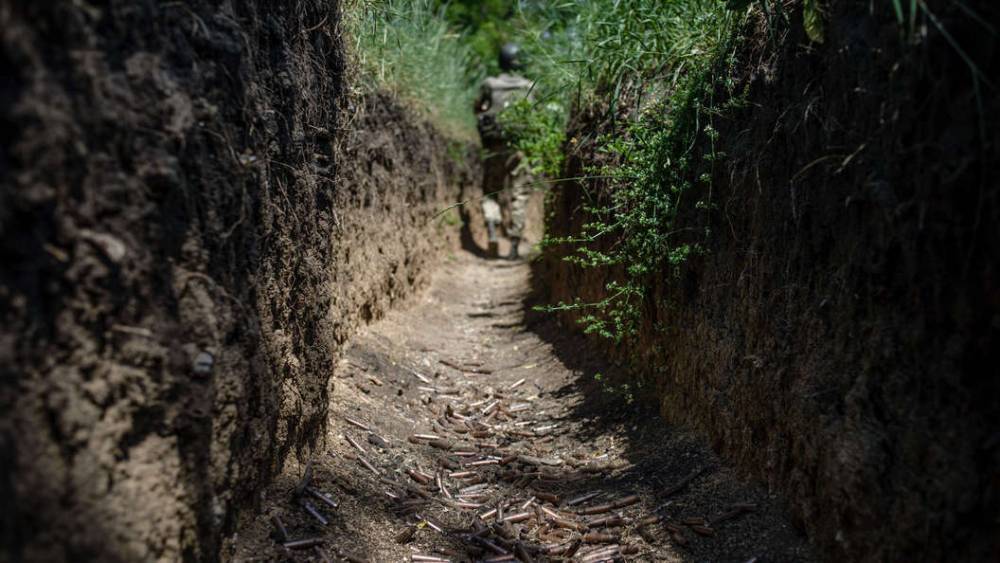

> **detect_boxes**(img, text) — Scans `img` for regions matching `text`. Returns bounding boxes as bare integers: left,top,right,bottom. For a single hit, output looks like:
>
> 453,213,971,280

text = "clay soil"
232,247,815,562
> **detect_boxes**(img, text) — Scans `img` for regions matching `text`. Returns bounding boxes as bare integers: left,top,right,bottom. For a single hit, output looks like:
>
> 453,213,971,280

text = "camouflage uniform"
475,73,534,247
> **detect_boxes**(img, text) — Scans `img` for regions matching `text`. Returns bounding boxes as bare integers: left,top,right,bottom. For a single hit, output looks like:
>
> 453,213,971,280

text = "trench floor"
233,250,815,563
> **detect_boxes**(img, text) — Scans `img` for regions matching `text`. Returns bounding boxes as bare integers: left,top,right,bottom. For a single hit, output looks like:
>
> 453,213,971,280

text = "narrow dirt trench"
234,250,814,562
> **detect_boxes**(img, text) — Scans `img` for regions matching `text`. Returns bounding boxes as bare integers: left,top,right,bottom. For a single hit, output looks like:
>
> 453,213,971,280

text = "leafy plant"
344,0,484,139
524,0,741,340
803,0,825,43
496,98,566,178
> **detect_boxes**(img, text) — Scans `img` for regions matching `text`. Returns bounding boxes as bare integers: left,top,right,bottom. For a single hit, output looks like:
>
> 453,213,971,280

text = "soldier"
474,43,534,259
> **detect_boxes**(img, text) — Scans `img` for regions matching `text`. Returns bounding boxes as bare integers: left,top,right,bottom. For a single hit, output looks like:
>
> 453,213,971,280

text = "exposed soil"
232,248,814,562
3,1,995,561
0,2,478,561
537,2,1000,562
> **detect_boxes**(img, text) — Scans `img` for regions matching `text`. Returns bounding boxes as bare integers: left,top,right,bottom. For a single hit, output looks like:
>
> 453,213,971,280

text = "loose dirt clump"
234,251,814,562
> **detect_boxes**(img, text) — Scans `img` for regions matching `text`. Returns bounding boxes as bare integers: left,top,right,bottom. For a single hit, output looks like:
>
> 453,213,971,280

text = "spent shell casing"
283,537,324,549
582,532,620,544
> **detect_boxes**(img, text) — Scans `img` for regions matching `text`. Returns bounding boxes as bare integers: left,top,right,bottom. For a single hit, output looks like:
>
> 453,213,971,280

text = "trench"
3,1,998,562
231,247,814,562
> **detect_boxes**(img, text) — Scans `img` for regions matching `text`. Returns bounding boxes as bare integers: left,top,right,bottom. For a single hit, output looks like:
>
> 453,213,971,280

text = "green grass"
501,0,742,340
344,0,483,139
515,0,735,105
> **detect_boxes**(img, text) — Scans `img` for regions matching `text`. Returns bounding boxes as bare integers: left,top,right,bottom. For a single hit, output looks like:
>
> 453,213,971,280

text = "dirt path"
233,250,814,562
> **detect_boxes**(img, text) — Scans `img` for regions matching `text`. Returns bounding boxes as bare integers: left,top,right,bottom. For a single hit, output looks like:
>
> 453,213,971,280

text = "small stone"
193,351,214,376
80,229,127,263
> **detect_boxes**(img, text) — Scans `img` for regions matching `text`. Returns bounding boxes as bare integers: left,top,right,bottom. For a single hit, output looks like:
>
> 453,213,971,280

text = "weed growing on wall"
523,0,742,340
344,0,483,139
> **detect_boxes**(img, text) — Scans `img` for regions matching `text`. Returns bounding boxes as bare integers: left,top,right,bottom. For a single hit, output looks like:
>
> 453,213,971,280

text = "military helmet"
498,43,523,71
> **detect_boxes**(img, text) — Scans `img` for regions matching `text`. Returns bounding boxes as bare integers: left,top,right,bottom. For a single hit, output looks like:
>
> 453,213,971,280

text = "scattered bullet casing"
283,537,324,549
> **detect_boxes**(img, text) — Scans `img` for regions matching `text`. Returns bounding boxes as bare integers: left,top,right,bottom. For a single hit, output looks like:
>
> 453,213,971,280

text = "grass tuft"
343,0,483,139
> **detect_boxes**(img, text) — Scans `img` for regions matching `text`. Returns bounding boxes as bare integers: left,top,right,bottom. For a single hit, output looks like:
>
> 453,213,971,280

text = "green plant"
496,98,566,178
526,0,741,341
513,0,736,109
436,207,461,228
592,371,637,404
803,0,825,43
432,0,517,76
344,0,484,139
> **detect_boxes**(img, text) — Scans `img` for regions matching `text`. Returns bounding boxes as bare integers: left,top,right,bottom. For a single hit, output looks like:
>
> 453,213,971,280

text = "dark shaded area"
458,191,493,259
459,226,495,260
0,2,476,561
522,309,814,562
534,1,1000,561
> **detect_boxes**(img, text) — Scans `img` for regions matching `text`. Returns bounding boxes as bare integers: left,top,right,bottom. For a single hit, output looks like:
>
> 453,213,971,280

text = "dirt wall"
537,2,999,561
0,2,477,561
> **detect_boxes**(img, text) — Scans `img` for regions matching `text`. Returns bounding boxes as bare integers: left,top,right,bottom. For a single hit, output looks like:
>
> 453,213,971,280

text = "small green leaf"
804,0,825,43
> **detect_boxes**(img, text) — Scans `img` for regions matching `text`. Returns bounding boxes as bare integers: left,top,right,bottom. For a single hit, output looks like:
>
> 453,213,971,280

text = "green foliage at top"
507,0,741,340
344,0,484,139
433,0,517,76
513,1,735,105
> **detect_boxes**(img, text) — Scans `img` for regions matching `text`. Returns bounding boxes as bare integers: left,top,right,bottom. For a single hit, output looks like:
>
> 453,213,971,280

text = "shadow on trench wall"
530,1,1000,561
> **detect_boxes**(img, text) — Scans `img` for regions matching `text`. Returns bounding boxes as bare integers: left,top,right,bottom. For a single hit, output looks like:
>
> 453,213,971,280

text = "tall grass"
514,0,735,109
505,0,742,340
343,0,483,139
489,0,738,181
